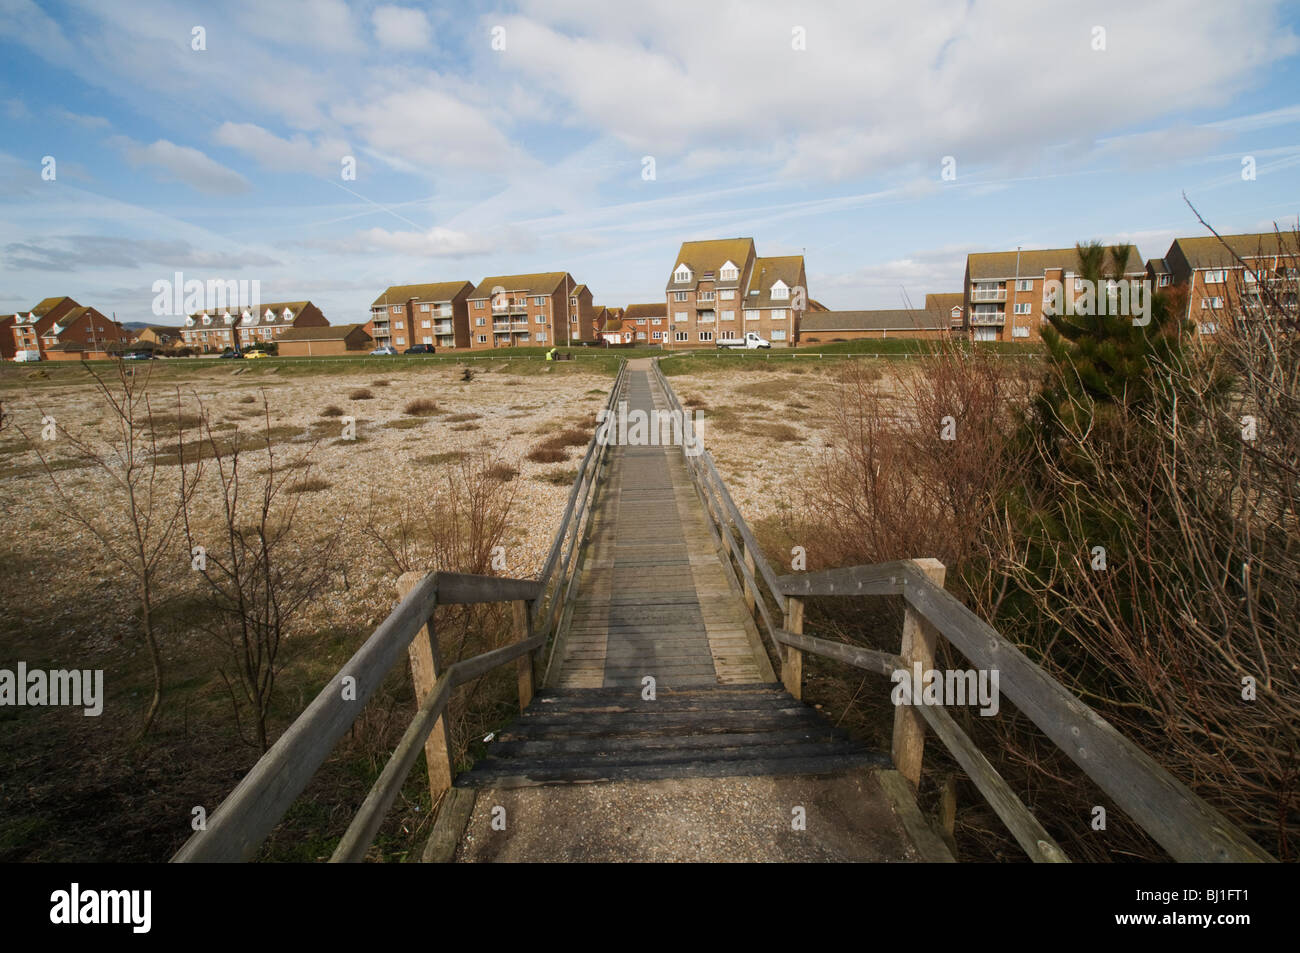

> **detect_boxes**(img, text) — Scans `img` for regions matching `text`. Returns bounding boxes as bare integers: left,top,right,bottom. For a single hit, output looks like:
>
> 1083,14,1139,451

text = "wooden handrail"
171,571,544,863
769,559,1275,863
330,633,544,862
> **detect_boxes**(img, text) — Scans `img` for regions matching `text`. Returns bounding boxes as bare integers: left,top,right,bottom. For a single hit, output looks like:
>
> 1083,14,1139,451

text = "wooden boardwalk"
550,361,775,690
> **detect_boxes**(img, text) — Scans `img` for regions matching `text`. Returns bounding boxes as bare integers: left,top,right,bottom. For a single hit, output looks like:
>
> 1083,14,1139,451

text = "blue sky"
2,0,1299,324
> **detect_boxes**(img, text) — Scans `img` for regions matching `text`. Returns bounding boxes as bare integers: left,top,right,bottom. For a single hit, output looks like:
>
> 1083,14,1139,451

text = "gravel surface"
456,771,920,862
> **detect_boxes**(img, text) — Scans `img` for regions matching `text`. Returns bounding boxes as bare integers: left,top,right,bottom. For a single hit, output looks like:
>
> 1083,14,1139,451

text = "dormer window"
770,280,789,300
719,261,739,282
241,310,253,324
201,313,212,325
185,315,195,326
282,307,293,320
673,264,692,283
264,308,275,321
223,312,233,324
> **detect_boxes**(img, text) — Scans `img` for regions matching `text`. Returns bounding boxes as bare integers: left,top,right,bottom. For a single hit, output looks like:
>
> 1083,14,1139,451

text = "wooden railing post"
397,572,453,800
782,596,804,699
512,599,534,711
892,558,946,790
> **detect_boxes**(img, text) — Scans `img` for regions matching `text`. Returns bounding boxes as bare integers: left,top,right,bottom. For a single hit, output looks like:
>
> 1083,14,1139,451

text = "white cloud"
110,136,251,195
213,121,351,176
372,5,431,50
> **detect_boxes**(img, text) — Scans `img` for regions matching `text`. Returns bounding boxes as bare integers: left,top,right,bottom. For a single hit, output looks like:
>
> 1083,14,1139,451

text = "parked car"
123,351,156,360
243,349,270,359
219,349,243,359
370,345,398,356
717,331,772,350
405,344,436,354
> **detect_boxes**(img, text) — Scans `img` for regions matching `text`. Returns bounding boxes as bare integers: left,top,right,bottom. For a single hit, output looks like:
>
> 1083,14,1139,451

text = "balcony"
492,299,528,313
970,288,1006,302
434,322,454,334
970,310,1005,326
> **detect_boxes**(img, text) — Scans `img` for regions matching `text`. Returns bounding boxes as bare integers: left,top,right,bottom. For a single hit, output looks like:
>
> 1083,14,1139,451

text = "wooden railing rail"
534,360,626,648
769,560,1275,864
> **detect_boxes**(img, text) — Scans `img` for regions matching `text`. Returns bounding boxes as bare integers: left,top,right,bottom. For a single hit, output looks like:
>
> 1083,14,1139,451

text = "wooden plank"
892,558,945,790
330,635,544,863
435,571,541,605
915,700,1068,863
899,565,1274,862
418,787,477,863
774,628,902,677
781,597,805,699
399,572,453,802
875,769,957,863
512,600,534,712
331,675,455,862
775,561,912,597
171,572,439,862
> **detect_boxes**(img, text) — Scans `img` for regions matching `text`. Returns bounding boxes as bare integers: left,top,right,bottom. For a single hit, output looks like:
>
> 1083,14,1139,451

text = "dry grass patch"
526,446,567,464
348,388,374,400
451,423,480,432
445,412,481,423
403,398,442,416
287,477,331,493
320,405,344,417
485,463,518,482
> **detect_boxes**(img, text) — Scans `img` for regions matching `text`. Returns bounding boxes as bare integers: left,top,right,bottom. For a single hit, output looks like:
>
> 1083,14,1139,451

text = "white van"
717,331,771,350
14,350,41,362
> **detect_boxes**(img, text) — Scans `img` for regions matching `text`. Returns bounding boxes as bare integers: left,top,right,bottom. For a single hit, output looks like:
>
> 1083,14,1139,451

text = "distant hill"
122,321,183,331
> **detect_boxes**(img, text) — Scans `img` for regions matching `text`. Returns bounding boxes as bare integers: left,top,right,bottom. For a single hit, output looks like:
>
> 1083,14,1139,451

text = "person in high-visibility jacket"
546,347,558,361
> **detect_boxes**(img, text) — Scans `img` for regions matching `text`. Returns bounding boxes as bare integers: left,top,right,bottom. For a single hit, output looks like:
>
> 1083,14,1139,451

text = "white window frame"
673,291,688,302
1204,270,1225,284
477,334,487,342
674,331,688,342
1014,303,1031,315
770,309,786,320
419,303,430,312
744,309,759,321
719,262,738,282
721,310,735,321
770,281,789,300
674,265,692,283
771,329,787,341
674,311,687,322
1013,326,1030,338
698,331,713,342
719,289,735,300
652,331,663,340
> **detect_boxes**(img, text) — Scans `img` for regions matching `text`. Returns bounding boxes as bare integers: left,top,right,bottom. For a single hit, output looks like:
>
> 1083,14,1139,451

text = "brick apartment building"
367,281,474,351
622,303,667,344
182,301,328,353
962,246,1147,342
0,315,15,360
132,325,183,350
664,239,807,348
1160,232,1299,335
466,272,588,349
10,296,81,359
566,284,597,343
40,305,130,360
925,293,966,334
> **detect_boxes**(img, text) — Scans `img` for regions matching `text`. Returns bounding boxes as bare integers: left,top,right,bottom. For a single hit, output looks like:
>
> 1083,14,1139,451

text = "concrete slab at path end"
454,770,923,862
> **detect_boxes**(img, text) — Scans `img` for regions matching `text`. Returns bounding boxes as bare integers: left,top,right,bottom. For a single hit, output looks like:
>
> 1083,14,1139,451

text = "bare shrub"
181,402,345,751
348,388,373,401
362,449,520,763
22,362,202,734
320,405,344,417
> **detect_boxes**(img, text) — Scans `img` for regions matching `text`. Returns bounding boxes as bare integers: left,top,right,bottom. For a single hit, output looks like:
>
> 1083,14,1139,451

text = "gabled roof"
1145,258,1170,275
667,239,756,288
469,272,571,299
29,296,77,317
744,256,804,307
569,283,588,299
623,303,666,320
968,246,1146,280
41,306,93,338
276,324,371,342
925,293,964,313
370,281,473,308
801,309,948,332
1168,232,1298,269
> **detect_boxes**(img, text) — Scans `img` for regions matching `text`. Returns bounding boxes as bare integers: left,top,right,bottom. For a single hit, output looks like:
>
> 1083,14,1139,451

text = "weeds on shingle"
321,405,344,417
349,388,373,400
404,398,441,416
